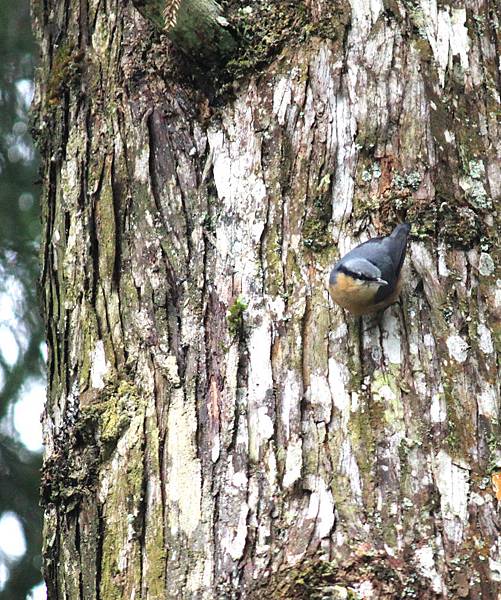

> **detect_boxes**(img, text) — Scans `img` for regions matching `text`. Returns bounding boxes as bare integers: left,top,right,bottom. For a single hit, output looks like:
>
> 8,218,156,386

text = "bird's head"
335,257,388,287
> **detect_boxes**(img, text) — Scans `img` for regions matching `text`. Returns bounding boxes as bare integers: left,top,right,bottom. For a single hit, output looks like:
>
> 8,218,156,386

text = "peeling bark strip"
33,0,500,598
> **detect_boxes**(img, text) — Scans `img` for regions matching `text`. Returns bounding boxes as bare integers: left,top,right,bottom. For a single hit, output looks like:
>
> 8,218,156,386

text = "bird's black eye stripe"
338,265,374,282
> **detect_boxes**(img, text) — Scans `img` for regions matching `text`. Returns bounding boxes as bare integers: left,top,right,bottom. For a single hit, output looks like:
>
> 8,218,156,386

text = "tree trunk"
34,0,500,598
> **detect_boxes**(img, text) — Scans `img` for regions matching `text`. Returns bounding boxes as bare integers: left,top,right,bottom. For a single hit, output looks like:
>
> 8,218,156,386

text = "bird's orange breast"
329,272,403,316
329,272,379,315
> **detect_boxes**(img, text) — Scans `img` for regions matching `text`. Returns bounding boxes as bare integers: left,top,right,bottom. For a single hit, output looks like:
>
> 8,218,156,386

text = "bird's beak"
376,278,388,285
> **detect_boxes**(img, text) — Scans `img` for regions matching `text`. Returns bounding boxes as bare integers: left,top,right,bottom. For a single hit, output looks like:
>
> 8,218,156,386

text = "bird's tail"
389,223,411,272
390,223,411,239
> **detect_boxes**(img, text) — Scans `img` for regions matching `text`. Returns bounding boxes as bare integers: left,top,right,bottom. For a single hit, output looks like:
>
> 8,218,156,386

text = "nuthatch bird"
329,223,411,316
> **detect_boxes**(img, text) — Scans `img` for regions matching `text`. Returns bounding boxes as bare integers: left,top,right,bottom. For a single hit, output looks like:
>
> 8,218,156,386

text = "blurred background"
0,0,46,598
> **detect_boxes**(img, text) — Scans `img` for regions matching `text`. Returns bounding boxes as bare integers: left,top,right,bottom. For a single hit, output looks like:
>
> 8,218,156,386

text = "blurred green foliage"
0,0,45,597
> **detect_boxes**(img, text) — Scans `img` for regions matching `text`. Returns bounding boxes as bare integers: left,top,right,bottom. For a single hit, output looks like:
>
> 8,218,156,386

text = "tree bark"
34,0,500,598
131,0,237,64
